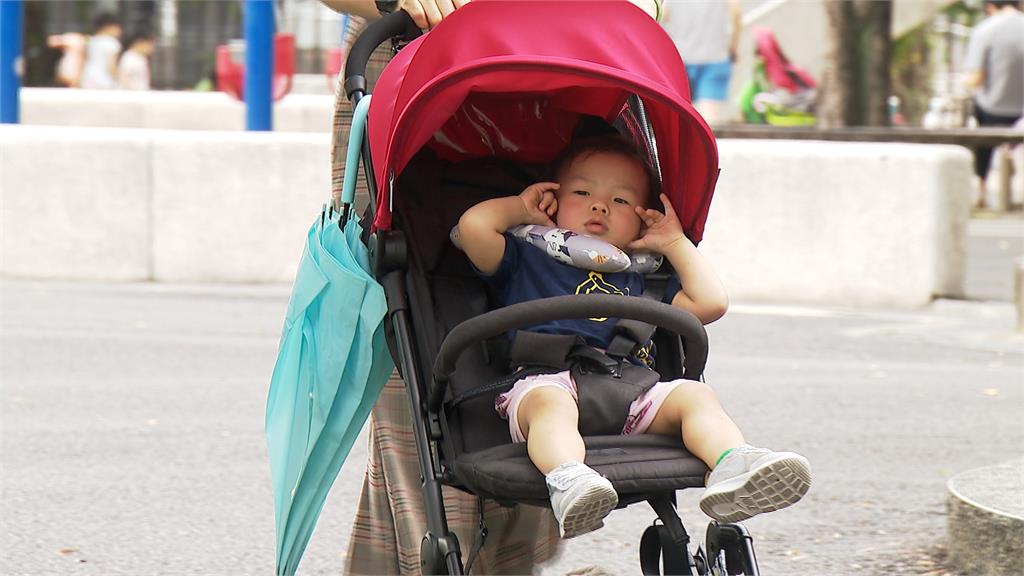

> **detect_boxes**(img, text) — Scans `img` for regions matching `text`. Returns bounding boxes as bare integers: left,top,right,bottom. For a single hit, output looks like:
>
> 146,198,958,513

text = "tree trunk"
819,0,893,127
860,0,893,126
819,0,859,127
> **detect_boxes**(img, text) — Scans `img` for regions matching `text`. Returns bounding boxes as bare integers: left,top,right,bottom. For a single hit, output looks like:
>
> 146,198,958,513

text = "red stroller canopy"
367,0,719,243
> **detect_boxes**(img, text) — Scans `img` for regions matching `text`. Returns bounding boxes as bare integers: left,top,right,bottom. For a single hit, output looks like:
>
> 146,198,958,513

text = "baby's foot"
699,445,811,523
546,461,618,538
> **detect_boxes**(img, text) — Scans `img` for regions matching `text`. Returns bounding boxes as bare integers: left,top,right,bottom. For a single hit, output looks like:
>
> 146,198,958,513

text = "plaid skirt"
333,20,561,575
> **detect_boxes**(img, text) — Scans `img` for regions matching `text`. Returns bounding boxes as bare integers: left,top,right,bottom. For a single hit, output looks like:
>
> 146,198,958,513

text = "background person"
661,0,742,124
47,33,87,87
320,3,557,573
118,29,156,91
79,13,122,90
963,0,1024,208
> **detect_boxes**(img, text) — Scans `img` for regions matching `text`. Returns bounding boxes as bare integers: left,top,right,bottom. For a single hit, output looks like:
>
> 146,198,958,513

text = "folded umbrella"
266,205,393,576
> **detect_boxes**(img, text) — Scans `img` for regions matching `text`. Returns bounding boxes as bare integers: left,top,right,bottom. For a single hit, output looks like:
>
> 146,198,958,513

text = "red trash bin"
324,47,344,91
216,33,295,101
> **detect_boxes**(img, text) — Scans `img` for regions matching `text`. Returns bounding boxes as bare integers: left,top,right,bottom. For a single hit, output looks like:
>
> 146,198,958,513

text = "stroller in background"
340,2,761,574
737,27,817,126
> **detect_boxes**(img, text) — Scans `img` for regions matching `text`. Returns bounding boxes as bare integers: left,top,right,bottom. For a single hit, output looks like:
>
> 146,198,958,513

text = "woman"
320,1,661,573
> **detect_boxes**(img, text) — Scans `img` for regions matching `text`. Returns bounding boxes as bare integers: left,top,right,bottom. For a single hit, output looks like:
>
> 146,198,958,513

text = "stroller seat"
453,434,708,507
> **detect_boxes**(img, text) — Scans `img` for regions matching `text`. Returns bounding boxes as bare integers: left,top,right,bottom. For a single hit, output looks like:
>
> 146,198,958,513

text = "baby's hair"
551,134,661,206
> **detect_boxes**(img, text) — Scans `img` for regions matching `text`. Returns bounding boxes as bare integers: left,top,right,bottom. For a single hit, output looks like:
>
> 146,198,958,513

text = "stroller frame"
341,10,761,576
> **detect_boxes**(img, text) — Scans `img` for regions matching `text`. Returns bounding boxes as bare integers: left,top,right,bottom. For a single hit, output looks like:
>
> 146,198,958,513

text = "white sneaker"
699,445,811,524
546,461,618,539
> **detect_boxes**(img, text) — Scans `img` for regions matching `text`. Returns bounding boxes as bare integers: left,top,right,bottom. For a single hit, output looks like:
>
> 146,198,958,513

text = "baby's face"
554,151,646,250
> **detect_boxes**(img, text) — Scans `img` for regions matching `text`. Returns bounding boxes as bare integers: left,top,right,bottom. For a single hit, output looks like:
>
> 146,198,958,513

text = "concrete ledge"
1,128,152,281
705,140,971,307
21,88,334,133
1,125,331,283
946,460,1024,576
0,126,971,307
150,131,332,282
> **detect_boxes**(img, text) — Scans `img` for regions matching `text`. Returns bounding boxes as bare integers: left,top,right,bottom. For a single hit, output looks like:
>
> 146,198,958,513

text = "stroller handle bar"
430,294,708,409
344,10,422,99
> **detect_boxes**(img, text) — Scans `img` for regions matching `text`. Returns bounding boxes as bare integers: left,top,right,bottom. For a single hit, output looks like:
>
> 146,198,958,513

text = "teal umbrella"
266,203,393,576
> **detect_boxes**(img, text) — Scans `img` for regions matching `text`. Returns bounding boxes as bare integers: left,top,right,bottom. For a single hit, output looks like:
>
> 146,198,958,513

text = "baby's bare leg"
644,380,745,468
517,386,585,474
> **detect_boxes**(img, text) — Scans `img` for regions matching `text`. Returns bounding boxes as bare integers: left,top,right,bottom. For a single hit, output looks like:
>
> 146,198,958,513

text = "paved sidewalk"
1,279,1021,575
964,215,1024,302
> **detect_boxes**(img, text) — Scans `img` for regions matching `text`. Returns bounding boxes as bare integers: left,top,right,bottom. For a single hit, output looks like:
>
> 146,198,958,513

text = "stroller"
339,2,760,574
737,27,817,126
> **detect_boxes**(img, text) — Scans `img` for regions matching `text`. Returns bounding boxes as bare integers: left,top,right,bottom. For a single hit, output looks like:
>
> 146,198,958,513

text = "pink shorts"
494,369,687,443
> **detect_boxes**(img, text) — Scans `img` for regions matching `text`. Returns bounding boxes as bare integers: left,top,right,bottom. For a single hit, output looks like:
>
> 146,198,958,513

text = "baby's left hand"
628,193,687,254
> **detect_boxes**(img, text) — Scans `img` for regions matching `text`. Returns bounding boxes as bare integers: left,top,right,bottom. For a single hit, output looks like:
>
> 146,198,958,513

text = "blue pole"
244,0,273,131
0,0,23,124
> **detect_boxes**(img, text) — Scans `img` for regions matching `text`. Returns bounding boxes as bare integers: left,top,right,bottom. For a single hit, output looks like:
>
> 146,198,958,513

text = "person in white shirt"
118,29,155,91
79,13,122,90
963,0,1024,207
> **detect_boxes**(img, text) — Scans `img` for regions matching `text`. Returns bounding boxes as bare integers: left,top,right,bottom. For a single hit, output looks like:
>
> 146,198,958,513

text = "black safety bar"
430,294,709,411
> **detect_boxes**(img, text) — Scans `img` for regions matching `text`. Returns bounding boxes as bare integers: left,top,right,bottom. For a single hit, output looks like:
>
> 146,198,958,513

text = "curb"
946,459,1024,575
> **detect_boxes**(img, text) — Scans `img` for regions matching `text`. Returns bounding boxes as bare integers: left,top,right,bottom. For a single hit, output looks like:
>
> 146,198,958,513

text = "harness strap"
448,366,551,407
606,318,657,360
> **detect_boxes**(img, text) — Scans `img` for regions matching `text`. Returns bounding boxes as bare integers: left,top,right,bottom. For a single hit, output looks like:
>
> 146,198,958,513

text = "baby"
457,135,811,538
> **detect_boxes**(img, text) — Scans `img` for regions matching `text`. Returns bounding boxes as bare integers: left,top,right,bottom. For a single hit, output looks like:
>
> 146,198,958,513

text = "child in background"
118,29,156,91
79,13,122,90
457,135,812,538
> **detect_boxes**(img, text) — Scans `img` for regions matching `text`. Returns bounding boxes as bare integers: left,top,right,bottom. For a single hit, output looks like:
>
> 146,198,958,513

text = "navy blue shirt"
478,234,681,362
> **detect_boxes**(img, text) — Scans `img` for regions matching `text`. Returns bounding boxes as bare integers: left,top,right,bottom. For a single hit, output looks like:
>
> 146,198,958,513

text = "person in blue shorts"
661,0,742,124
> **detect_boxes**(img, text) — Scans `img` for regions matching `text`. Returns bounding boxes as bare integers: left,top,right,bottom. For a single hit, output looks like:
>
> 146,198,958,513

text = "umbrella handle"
339,94,372,229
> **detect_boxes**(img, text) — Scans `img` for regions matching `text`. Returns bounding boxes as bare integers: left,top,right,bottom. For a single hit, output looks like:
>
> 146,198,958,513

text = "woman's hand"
518,182,559,227
628,193,687,254
400,0,469,29
318,0,468,30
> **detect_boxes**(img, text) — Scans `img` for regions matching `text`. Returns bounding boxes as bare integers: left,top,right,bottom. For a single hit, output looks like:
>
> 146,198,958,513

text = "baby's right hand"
519,182,559,226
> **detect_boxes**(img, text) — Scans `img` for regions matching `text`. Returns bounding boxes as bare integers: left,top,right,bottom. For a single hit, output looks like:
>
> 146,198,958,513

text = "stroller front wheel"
705,522,760,576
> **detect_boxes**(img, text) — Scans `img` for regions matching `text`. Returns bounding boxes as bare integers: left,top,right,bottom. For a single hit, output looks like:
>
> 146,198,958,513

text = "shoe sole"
699,454,811,524
559,483,619,539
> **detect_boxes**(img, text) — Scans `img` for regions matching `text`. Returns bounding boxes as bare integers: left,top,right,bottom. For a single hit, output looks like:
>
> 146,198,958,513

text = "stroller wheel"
692,547,709,575
705,522,759,576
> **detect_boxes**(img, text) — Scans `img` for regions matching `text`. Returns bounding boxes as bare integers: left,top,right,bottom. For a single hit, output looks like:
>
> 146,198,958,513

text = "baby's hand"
519,182,559,226
628,193,687,254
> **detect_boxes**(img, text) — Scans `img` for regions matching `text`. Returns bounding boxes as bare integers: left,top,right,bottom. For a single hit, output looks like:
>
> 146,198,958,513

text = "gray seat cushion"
452,435,708,507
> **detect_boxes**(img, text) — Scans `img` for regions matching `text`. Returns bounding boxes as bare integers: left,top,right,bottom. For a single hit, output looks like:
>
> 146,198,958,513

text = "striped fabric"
332,19,562,575
345,376,561,575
